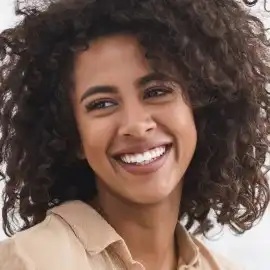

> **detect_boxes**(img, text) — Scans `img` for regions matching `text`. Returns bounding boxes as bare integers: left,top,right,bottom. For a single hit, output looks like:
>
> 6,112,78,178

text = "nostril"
119,122,156,137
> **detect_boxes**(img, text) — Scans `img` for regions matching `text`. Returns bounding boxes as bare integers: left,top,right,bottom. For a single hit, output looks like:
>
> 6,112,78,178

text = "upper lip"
111,142,172,157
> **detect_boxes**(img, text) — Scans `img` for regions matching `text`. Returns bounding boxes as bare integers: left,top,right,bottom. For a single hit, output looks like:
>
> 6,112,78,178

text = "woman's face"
71,34,197,204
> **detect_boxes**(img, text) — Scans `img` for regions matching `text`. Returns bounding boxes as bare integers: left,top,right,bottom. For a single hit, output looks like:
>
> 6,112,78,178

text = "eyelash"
143,87,172,99
85,87,173,112
85,99,116,112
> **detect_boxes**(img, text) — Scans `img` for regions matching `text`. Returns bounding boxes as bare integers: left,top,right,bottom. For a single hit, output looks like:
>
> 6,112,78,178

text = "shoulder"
192,237,245,270
0,237,35,270
0,216,53,270
0,213,84,270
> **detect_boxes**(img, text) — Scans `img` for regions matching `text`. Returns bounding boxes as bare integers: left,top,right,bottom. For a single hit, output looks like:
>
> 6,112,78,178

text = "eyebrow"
80,86,117,103
135,72,172,87
79,72,172,103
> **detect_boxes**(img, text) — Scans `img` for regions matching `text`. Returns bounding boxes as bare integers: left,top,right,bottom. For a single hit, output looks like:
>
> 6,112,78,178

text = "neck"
92,186,182,270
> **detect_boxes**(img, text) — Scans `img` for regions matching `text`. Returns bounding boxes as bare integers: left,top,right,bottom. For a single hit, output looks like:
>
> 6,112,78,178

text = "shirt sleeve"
0,238,36,270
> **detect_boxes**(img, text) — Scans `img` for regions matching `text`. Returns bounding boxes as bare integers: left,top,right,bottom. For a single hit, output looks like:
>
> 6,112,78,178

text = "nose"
118,104,157,138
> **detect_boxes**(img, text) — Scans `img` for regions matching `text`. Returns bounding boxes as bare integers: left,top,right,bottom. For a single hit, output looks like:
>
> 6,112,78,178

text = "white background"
0,1,269,270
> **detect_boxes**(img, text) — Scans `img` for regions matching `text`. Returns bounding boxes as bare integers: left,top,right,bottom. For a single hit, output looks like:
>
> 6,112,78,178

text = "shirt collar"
175,222,200,267
48,200,200,267
48,200,122,255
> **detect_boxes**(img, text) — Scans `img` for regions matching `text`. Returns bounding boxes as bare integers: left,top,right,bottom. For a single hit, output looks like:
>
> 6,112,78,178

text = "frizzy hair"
0,0,269,236
243,0,269,10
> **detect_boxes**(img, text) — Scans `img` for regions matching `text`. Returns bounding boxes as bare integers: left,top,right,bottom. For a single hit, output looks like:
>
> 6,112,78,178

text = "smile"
119,145,167,165
114,144,172,175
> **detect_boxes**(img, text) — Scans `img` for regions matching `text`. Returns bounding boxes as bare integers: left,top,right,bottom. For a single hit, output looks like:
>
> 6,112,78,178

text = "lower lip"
115,145,171,175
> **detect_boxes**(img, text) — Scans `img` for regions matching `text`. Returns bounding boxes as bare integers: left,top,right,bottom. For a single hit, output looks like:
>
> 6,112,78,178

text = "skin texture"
71,34,197,269
0,0,269,243
72,34,197,205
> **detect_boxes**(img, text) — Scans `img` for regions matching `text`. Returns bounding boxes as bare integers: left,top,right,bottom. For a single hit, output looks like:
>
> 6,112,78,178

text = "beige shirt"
0,200,243,270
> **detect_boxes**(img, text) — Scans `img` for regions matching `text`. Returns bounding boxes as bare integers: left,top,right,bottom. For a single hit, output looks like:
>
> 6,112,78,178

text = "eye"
144,87,172,99
85,99,116,112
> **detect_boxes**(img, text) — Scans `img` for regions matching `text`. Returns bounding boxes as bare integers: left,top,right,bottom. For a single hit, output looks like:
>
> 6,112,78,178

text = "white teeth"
144,152,152,161
119,146,167,165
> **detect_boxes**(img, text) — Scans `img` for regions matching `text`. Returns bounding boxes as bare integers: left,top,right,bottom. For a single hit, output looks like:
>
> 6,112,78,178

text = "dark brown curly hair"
243,0,269,10
0,0,269,237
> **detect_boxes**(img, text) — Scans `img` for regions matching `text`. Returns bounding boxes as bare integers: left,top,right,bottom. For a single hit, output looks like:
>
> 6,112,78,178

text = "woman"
0,0,269,269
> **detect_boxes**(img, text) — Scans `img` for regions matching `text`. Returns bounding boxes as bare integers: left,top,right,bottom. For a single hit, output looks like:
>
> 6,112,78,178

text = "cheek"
158,101,196,136
77,118,114,159
157,102,197,160
175,110,197,147
177,111,197,140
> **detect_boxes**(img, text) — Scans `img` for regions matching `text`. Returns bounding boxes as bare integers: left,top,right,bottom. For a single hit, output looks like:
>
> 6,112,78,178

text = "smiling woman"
0,1,269,270
71,36,196,207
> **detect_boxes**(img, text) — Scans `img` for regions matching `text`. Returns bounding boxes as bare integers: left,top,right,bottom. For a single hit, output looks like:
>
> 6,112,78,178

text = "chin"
127,188,178,205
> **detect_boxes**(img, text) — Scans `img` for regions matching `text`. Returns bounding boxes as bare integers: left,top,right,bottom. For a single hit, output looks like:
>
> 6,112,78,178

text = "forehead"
75,34,150,75
72,34,155,96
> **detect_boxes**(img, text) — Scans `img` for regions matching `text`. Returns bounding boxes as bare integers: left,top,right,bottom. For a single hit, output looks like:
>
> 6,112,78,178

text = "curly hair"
0,0,269,237
243,0,269,10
